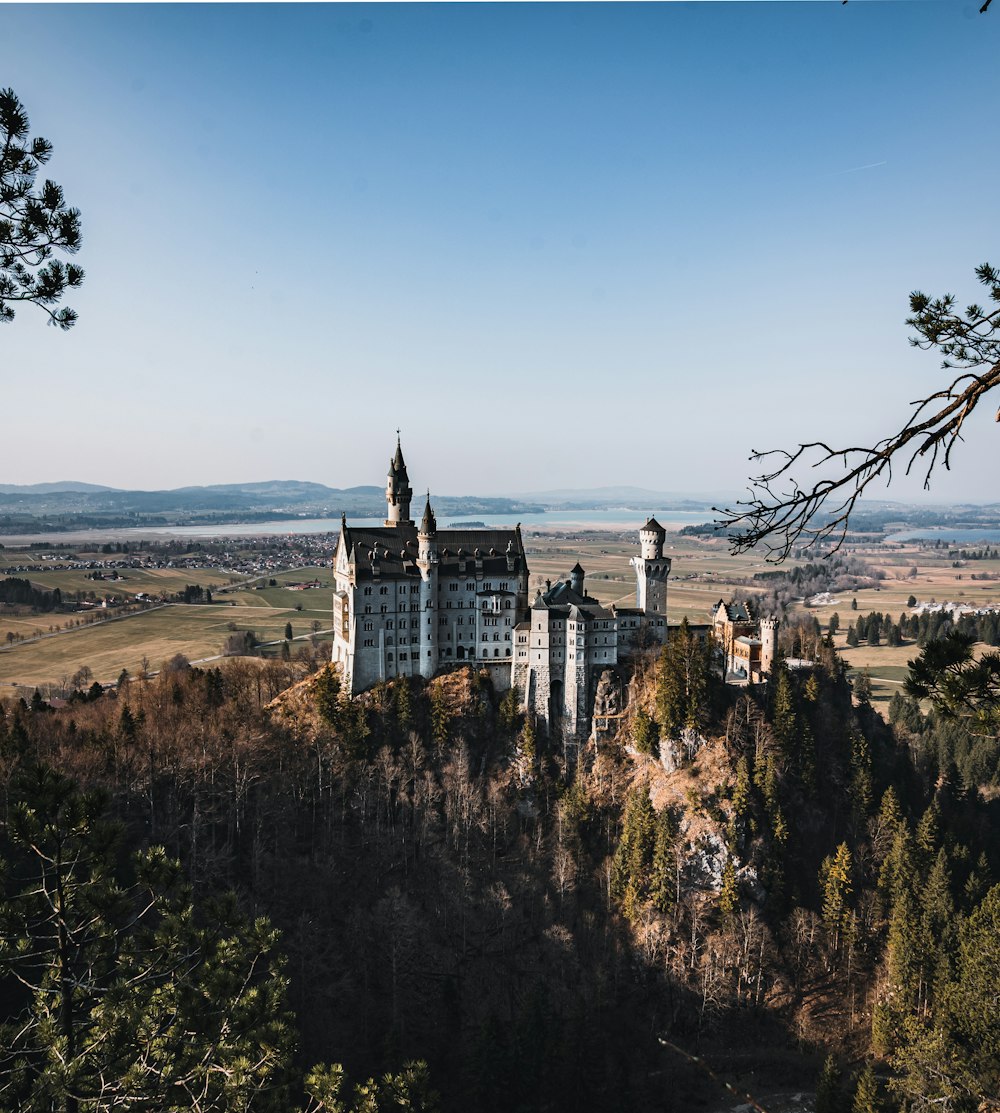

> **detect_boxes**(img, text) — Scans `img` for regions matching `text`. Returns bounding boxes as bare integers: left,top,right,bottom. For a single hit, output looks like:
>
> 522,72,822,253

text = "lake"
1,508,720,545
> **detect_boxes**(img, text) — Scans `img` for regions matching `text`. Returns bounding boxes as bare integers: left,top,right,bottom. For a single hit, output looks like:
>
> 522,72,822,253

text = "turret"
759,617,779,676
417,494,439,679
639,517,666,560
384,434,413,526
632,519,671,609
570,562,585,595
418,494,437,562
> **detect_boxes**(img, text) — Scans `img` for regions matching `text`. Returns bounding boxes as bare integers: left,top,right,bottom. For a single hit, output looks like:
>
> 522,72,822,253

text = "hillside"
2,646,999,1111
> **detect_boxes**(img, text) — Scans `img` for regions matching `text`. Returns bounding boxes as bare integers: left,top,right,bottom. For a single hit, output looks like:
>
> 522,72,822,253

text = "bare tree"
718,263,1000,561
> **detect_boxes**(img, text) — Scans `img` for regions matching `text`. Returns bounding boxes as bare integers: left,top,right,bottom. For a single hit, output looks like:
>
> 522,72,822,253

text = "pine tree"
770,665,797,757
849,731,874,822
611,786,656,910
649,807,677,914
315,663,343,728
655,618,713,739
430,685,451,748
0,766,295,1112
816,1053,843,1113
821,843,854,952
851,1063,882,1113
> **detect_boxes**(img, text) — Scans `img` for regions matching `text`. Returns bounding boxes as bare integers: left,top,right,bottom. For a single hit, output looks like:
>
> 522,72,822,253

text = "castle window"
363,621,373,632
364,605,372,614
380,605,387,614
447,601,452,608
363,638,374,647
380,586,388,595
363,586,372,596
386,637,393,645
400,603,407,612
466,582,474,591
501,582,509,591
388,652,393,660
439,615,447,625
400,652,407,661
449,583,458,591
387,620,394,629
494,648,499,657
484,582,492,590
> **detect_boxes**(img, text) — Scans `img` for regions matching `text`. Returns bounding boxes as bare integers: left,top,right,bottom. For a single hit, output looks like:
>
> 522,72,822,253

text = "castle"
711,599,778,683
331,438,673,736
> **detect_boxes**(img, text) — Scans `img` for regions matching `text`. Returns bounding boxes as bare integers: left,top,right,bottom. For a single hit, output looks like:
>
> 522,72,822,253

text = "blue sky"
2,2,997,501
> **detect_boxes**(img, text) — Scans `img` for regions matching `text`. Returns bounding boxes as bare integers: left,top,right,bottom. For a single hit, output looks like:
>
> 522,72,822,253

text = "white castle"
332,438,675,736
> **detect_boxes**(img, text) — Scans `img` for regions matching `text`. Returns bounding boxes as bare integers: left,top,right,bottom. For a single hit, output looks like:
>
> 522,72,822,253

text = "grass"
0,603,332,691
3,530,1000,699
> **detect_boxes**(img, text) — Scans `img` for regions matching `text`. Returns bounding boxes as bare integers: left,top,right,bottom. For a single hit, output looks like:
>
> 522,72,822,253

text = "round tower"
385,434,413,526
417,494,439,679
570,562,585,595
759,617,779,676
639,517,666,560
631,517,671,625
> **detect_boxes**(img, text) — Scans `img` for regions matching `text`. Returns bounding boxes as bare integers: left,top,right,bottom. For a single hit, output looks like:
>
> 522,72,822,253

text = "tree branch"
716,264,1000,561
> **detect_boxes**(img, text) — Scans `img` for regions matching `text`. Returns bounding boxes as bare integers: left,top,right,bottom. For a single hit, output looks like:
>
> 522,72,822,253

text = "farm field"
2,529,999,703
0,603,333,692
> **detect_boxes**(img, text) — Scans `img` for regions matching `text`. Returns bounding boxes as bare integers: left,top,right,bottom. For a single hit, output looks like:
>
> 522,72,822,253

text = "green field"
0,603,332,693
3,532,998,705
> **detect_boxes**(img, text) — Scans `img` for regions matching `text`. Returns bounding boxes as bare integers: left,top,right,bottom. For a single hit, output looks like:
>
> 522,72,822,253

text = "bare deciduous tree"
718,263,1000,561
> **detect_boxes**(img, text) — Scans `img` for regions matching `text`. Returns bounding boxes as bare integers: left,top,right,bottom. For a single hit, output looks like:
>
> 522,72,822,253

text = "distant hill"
0,481,118,494
508,485,738,507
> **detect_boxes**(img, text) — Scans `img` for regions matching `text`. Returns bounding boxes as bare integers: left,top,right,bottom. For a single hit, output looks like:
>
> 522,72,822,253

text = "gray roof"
532,575,613,622
340,521,526,582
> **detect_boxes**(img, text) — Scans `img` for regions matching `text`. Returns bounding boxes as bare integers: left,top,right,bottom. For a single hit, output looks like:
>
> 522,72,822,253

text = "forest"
1,634,999,1112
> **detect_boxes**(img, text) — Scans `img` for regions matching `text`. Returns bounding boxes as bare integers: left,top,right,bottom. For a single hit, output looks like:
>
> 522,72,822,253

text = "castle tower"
631,517,671,616
639,517,666,560
570,562,585,595
417,494,439,679
384,434,413,526
759,617,778,677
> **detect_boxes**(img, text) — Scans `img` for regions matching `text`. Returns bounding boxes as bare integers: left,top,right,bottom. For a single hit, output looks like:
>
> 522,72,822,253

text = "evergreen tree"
655,618,713,740
851,1064,882,1113
816,1053,844,1113
821,843,854,952
611,786,656,911
314,663,343,728
649,806,677,914
0,766,295,1112
631,706,659,756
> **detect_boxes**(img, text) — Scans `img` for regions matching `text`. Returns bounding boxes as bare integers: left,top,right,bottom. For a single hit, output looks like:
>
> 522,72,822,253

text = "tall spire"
420,491,437,535
385,431,413,526
391,429,406,475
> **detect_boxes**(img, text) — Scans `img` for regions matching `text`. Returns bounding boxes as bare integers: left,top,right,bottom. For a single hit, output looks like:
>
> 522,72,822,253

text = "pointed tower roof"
570,562,585,575
642,516,666,535
419,493,437,535
390,432,407,476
